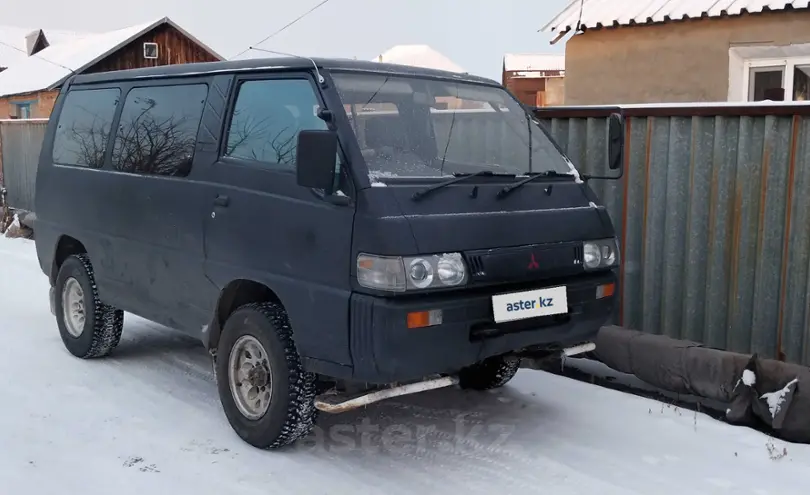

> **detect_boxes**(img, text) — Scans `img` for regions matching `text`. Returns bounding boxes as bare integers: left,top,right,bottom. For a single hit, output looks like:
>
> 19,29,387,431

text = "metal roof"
541,0,810,37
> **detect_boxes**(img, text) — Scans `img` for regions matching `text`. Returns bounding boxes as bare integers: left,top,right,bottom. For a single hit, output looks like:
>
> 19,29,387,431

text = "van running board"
562,342,596,357
314,376,460,414
314,343,595,413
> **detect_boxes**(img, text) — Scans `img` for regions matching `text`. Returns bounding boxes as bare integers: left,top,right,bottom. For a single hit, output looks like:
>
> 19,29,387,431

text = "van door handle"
213,195,230,207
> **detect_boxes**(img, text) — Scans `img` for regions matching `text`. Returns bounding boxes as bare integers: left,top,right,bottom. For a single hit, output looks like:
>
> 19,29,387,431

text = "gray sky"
0,0,570,80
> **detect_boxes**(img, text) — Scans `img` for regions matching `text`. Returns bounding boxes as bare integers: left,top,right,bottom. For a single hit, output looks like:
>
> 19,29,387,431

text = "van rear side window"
111,84,208,177
52,88,121,168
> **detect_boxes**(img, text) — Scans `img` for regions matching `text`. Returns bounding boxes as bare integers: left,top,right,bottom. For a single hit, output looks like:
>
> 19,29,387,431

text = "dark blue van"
34,57,623,449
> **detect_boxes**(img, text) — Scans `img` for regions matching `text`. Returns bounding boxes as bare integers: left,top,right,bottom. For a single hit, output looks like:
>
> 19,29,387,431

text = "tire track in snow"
4,237,808,495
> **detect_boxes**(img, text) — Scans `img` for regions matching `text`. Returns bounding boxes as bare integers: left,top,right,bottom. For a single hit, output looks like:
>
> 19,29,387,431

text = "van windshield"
331,72,575,183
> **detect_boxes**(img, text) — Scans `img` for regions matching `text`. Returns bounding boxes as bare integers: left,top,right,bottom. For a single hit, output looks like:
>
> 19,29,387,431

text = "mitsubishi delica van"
34,58,624,449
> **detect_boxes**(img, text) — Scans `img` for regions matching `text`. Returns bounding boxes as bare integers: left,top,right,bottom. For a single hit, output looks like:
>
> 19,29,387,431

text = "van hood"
370,180,614,254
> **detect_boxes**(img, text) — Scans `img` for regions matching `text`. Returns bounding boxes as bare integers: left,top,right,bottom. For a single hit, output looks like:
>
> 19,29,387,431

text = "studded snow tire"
459,355,521,391
54,254,124,359
216,302,318,450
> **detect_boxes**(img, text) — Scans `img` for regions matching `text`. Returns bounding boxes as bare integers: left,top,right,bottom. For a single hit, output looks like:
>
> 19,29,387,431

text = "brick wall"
0,90,59,119
504,75,565,107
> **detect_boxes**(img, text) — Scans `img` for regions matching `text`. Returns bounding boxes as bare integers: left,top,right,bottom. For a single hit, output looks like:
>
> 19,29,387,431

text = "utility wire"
574,0,586,33
231,0,334,60
0,40,76,74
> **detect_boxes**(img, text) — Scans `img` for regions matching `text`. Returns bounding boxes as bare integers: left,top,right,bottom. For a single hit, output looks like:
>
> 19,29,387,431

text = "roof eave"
51,17,172,87
540,3,806,38
46,76,71,91
39,16,224,92
538,0,581,33
162,18,225,61
549,29,571,45
0,87,49,98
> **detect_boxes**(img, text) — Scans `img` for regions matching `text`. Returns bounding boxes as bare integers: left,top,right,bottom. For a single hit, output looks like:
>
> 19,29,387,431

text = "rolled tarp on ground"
594,326,810,444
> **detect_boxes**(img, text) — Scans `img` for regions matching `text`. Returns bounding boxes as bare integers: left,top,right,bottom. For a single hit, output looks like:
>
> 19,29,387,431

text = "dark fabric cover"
595,326,810,444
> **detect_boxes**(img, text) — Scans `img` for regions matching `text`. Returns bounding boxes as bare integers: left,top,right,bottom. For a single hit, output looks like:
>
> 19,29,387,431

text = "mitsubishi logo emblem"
527,253,540,270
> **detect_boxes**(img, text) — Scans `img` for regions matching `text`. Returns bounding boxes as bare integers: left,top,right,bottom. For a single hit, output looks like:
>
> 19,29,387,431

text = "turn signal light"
407,309,443,329
596,283,615,299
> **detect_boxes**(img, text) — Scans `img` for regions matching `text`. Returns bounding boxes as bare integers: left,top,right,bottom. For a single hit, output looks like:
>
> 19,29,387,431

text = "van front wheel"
216,302,317,449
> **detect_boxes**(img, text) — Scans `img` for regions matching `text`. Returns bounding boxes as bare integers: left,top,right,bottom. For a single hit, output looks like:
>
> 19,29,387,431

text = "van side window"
52,88,121,168
111,84,208,177
225,79,327,169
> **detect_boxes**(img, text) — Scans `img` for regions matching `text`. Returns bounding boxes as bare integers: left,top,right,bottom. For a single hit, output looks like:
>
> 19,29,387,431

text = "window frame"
13,101,33,119
741,56,810,102
109,78,211,178
220,72,336,174
51,85,123,169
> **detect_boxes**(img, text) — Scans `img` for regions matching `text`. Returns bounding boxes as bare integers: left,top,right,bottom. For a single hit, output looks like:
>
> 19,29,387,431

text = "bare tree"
226,107,300,165
61,116,113,168
60,99,309,174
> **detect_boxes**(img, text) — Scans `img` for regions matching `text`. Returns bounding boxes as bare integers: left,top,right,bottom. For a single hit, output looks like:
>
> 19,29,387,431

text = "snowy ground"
1,236,808,495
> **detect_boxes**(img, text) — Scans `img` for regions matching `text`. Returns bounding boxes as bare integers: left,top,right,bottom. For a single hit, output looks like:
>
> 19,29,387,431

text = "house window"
794,65,810,101
748,67,783,101
13,102,32,119
742,57,810,102
728,44,810,102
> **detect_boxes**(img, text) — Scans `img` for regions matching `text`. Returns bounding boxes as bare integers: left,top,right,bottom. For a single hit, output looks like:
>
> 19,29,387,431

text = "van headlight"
357,253,468,291
583,238,619,270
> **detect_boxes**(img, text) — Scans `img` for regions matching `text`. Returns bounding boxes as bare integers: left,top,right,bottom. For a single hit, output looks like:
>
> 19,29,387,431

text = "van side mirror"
297,129,338,192
607,112,624,171
580,111,625,181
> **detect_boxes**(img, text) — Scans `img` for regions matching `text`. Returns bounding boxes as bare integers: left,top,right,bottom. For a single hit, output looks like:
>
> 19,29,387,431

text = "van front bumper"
348,271,617,383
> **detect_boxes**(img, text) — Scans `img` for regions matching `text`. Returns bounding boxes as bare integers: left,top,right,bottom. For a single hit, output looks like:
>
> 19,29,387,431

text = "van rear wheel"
54,254,124,359
459,355,520,391
216,302,317,449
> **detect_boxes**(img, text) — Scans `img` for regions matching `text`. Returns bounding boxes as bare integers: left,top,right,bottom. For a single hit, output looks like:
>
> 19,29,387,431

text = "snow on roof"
503,53,565,72
0,26,89,69
373,44,465,73
0,17,224,98
541,0,810,35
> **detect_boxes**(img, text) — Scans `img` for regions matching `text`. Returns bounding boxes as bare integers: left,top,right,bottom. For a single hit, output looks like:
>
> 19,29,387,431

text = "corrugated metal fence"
1,106,809,366
0,119,48,212
535,102,810,367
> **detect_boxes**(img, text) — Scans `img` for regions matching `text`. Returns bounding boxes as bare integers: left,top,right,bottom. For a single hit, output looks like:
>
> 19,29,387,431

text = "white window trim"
740,56,810,102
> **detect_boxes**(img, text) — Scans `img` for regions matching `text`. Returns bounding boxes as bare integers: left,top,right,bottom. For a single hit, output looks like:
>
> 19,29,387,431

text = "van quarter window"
225,79,327,169
111,84,208,177
52,88,121,168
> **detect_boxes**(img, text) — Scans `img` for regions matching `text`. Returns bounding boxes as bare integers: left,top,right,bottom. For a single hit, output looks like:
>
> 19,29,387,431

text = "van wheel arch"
208,279,284,354
51,235,87,285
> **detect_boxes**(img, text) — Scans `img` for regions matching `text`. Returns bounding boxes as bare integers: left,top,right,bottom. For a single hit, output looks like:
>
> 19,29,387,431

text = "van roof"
70,57,499,87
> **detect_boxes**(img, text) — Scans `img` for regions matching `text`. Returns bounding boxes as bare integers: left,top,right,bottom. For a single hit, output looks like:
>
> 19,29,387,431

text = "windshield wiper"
496,170,571,199
412,171,514,201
